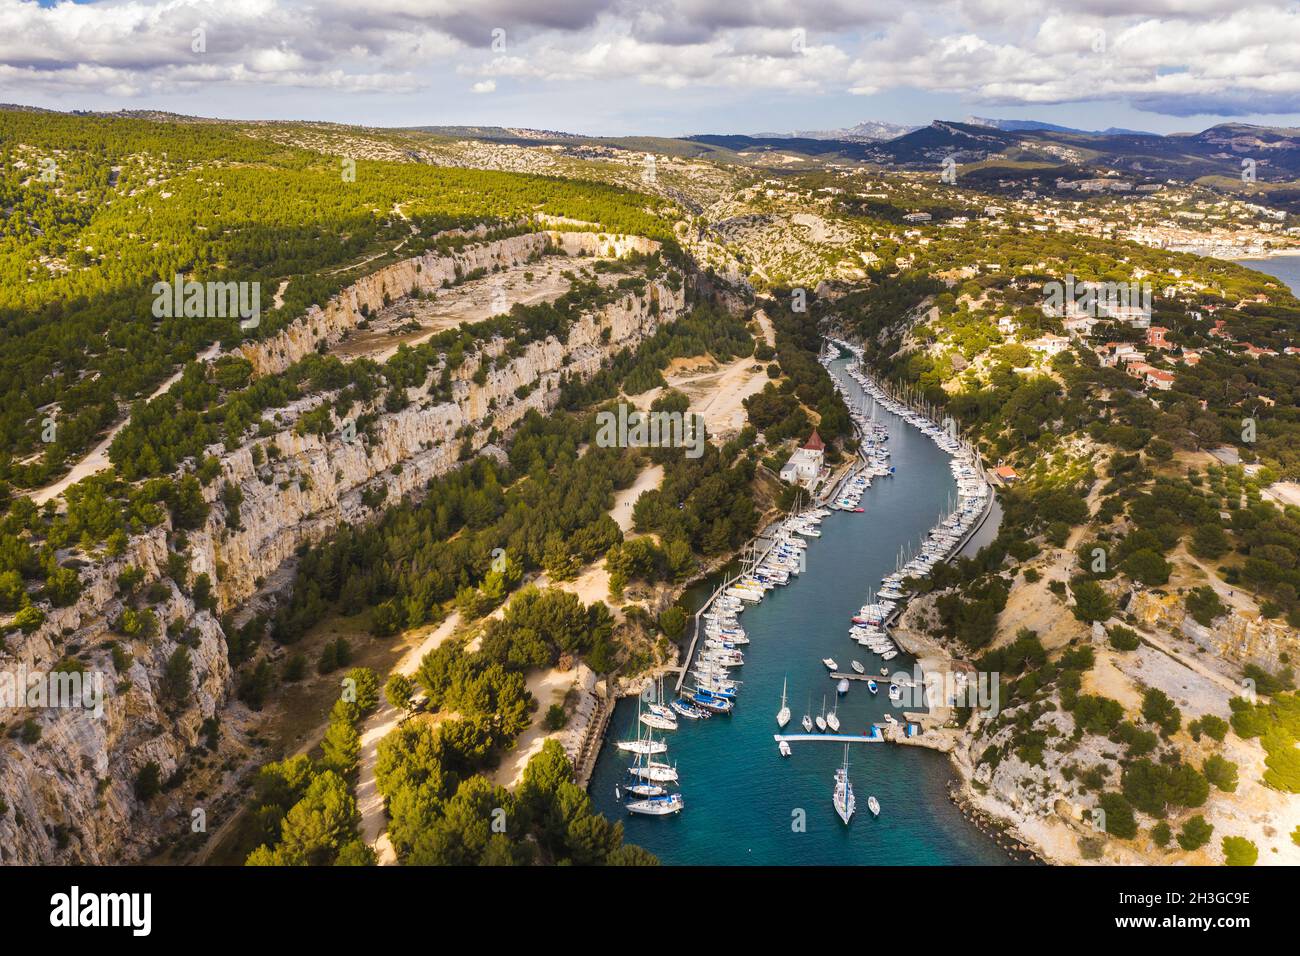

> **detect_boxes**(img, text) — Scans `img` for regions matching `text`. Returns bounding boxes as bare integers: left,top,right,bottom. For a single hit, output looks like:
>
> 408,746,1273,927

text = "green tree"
1096,792,1137,839
320,715,361,775
1177,815,1213,851
1221,836,1257,866
385,673,414,711
1203,754,1239,793
161,645,192,706
1070,579,1113,624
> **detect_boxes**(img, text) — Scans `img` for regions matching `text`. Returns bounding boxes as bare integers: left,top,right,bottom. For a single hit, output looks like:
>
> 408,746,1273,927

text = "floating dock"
774,729,885,744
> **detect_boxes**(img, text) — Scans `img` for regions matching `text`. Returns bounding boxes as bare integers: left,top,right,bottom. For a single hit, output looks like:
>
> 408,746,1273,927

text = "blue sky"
6,0,1300,136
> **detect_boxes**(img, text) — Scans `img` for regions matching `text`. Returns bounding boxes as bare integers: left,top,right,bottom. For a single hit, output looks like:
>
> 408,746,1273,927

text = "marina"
588,342,1013,864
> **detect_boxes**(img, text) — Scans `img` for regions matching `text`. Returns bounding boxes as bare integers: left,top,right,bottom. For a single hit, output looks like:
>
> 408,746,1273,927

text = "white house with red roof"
779,429,826,486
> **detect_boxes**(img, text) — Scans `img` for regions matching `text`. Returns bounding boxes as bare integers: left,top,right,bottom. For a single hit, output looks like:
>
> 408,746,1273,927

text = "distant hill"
966,116,1156,136
755,120,922,142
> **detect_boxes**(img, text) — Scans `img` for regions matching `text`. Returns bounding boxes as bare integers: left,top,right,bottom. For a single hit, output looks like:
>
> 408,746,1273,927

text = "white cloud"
0,0,1294,119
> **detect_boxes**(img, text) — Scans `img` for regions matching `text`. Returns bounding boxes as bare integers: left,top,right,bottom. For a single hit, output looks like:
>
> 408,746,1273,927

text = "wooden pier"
676,537,777,693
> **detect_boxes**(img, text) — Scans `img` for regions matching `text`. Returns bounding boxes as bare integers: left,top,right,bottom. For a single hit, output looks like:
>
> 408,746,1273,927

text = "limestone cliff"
0,234,686,864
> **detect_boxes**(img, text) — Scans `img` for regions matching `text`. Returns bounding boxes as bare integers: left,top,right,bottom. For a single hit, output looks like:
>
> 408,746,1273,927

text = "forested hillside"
0,111,677,489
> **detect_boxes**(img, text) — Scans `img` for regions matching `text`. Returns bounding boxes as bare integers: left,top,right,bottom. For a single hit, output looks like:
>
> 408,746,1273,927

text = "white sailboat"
776,676,791,728
626,791,685,816
826,701,841,733
833,746,856,824
815,695,828,733
801,693,813,733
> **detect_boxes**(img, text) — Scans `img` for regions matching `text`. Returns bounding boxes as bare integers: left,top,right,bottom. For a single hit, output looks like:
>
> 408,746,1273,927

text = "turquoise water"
1234,254,1300,296
589,354,1013,865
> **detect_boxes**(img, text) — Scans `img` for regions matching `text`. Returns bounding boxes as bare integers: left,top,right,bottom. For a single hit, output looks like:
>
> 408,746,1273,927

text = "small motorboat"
837,678,850,695
867,679,879,695
880,666,889,676
823,658,838,671
778,740,792,757
851,660,865,674
867,796,881,817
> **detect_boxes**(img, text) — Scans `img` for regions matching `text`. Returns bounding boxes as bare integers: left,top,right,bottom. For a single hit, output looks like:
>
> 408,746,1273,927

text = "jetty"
774,729,885,744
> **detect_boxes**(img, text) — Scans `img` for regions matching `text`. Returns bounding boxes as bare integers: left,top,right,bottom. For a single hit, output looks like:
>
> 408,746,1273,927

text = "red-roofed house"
1146,326,1171,349
1144,368,1175,390
993,465,1019,483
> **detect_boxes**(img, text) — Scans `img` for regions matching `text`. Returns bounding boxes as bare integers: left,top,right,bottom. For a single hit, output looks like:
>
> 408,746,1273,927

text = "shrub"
135,762,162,800
1096,792,1137,839
1221,836,1257,866
1203,754,1239,793
1151,821,1172,847
1108,625,1140,652
1177,815,1213,851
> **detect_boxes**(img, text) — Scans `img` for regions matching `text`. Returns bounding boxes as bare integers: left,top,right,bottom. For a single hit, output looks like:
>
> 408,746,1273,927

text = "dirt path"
356,611,462,865
32,342,222,506
611,463,663,533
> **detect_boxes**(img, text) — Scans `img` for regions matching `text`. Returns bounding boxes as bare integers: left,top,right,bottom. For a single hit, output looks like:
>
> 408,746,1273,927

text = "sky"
3,0,1299,136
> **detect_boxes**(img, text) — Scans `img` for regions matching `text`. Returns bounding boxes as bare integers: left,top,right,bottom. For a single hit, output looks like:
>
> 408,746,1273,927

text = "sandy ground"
634,352,772,443
332,257,622,364
32,342,222,506
356,611,462,865
1263,481,1300,508
486,668,578,789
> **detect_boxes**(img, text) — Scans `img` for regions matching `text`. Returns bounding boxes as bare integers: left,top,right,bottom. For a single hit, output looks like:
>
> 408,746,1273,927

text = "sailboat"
833,746,856,824
826,700,841,733
617,706,668,754
801,693,813,733
776,676,791,729
626,791,685,816
641,677,678,730
628,749,680,784
815,696,828,733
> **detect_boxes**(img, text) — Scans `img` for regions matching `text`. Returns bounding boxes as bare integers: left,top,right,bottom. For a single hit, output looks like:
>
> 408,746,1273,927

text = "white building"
780,430,826,486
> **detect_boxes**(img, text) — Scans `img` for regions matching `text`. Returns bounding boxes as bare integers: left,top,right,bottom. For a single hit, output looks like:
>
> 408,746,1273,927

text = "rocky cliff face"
0,233,685,864
236,230,662,377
